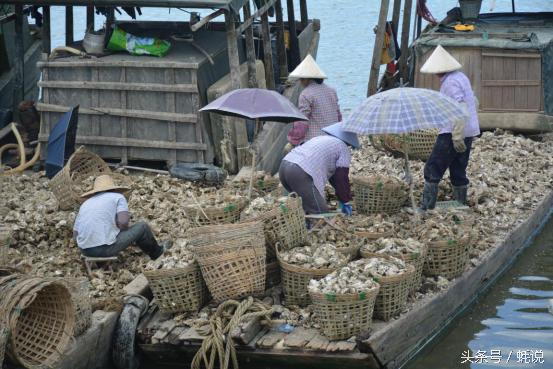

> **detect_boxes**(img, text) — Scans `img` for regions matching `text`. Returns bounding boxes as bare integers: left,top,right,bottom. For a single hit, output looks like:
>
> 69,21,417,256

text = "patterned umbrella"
343,87,468,134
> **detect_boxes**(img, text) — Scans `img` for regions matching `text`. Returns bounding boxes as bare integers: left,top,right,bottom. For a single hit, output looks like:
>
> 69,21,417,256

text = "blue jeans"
81,221,163,260
424,133,473,186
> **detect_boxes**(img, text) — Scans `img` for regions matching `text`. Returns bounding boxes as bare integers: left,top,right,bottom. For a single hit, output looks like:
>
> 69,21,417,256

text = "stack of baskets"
144,262,208,314
49,146,112,210
352,175,408,215
0,274,75,368
188,222,266,302
424,233,472,280
370,129,438,161
241,194,307,260
361,254,415,321
309,285,380,340
184,197,248,226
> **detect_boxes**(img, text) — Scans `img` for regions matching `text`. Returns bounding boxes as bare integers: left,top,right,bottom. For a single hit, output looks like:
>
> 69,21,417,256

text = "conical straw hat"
289,54,327,79
81,174,129,198
420,45,462,74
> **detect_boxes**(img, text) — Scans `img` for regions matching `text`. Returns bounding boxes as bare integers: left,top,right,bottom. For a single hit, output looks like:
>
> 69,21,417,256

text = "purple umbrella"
199,88,308,123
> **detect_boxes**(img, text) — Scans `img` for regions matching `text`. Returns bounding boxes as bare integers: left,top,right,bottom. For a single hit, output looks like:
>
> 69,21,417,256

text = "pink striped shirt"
298,82,342,141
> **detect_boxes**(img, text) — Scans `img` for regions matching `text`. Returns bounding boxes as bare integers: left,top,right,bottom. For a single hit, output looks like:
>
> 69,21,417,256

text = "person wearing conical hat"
73,175,172,260
286,54,342,147
419,45,480,210
280,122,360,217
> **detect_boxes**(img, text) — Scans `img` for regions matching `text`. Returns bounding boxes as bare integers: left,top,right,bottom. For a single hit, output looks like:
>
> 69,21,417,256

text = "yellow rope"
191,297,274,369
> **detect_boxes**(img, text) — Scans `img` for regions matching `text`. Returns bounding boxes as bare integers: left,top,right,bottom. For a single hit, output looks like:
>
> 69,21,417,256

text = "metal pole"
511,0,515,13
14,4,24,109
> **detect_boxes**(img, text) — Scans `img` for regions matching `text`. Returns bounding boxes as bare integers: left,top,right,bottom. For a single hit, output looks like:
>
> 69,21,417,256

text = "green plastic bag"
107,27,171,57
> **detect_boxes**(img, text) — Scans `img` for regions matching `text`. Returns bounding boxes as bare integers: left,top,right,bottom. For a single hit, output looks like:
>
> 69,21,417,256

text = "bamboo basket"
370,130,439,161
352,176,408,215
0,276,75,369
361,254,415,321
184,197,248,226
61,277,92,337
188,222,266,302
144,262,208,314
254,176,280,193
241,194,307,259
309,284,380,340
49,146,112,210
360,245,428,294
424,234,472,279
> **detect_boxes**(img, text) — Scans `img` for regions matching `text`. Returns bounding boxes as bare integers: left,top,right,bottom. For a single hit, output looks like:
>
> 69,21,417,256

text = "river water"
45,1,553,367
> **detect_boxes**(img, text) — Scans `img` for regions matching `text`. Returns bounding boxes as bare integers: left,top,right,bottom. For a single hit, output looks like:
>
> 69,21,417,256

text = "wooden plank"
37,103,198,123
165,69,178,165
37,134,208,151
482,52,541,59
274,0,288,82
243,2,259,89
231,317,263,345
391,0,401,35
367,0,390,96
482,80,540,87
236,0,277,34
123,273,149,296
190,72,205,163
261,11,275,90
91,67,100,139
65,6,73,45
283,327,317,350
38,60,199,69
299,0,308,28
120,67,128,165
365,191,553,369
190,9,224,32
286,0,300,69
256,330,286,349
38,80,198,93
42,6,51,54
178,327,206,343
13,4,24,110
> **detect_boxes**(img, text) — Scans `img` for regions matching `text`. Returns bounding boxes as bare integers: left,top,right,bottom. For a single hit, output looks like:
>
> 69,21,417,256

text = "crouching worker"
73,175,171,260
279,122,359,216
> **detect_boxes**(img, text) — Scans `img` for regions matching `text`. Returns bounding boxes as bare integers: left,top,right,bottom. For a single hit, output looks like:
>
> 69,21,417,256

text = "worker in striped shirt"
286,55,342,147
279,123,359,217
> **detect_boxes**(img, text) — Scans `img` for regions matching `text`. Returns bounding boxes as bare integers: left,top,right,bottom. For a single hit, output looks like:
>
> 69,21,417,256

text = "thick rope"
191,297,274,369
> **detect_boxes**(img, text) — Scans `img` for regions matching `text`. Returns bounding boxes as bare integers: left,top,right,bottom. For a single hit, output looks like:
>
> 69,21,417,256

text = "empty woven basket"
49,146,111,210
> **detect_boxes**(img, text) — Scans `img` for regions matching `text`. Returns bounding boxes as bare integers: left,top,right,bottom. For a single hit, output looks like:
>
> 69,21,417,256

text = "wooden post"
416,14,422,38
14,4,24,109
106,7,115,33
42,6,51,54
243,2,258,88
367,0,390,96
275,0,288,82
261,11,275,90
224,10,248,169
299,0,308,28
86,6,95,30
286,0,300,69
398,0,413,81
391,0,401,35
511,0,516,12
65,6,74,45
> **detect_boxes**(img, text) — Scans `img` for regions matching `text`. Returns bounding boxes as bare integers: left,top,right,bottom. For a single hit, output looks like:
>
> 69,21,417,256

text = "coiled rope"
191,297,274,369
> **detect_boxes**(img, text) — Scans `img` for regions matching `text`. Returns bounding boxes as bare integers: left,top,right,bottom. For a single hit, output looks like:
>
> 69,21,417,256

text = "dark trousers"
279,160,328,214
424,133,473,186
81,221,163,260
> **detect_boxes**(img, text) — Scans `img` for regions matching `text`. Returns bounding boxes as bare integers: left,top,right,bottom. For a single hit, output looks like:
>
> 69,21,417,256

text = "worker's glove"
338,201,353,216
452,119,467,153
283,143,294,154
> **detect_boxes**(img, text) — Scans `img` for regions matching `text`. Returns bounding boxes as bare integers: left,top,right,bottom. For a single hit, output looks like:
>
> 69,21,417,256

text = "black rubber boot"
420,182,439,210
452,185,468,205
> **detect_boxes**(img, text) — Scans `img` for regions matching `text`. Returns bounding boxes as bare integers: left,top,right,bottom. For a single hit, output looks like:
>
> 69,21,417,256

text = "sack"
107,27,171,57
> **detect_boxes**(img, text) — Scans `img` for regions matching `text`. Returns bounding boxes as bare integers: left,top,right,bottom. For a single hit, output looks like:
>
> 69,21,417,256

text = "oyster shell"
279,243,347,269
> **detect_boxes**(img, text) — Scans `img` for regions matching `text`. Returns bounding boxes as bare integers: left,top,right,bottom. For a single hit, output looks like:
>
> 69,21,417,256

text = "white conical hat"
289,54,327,79
420,45,462,74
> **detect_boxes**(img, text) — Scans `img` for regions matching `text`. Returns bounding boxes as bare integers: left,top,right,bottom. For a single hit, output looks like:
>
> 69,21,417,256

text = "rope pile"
191,297,274,369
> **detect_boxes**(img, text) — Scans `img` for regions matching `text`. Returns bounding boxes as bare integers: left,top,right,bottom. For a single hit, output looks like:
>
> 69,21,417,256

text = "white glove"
452,120,467,153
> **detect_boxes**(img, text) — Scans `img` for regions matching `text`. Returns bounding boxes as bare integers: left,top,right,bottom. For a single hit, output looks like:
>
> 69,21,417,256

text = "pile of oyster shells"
308,259,380,295
279,244,347,269
144,239,195,271
362,256,407,277
361,237,424,257
308,217,363,252
240,195,288,219
347,214,396,234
